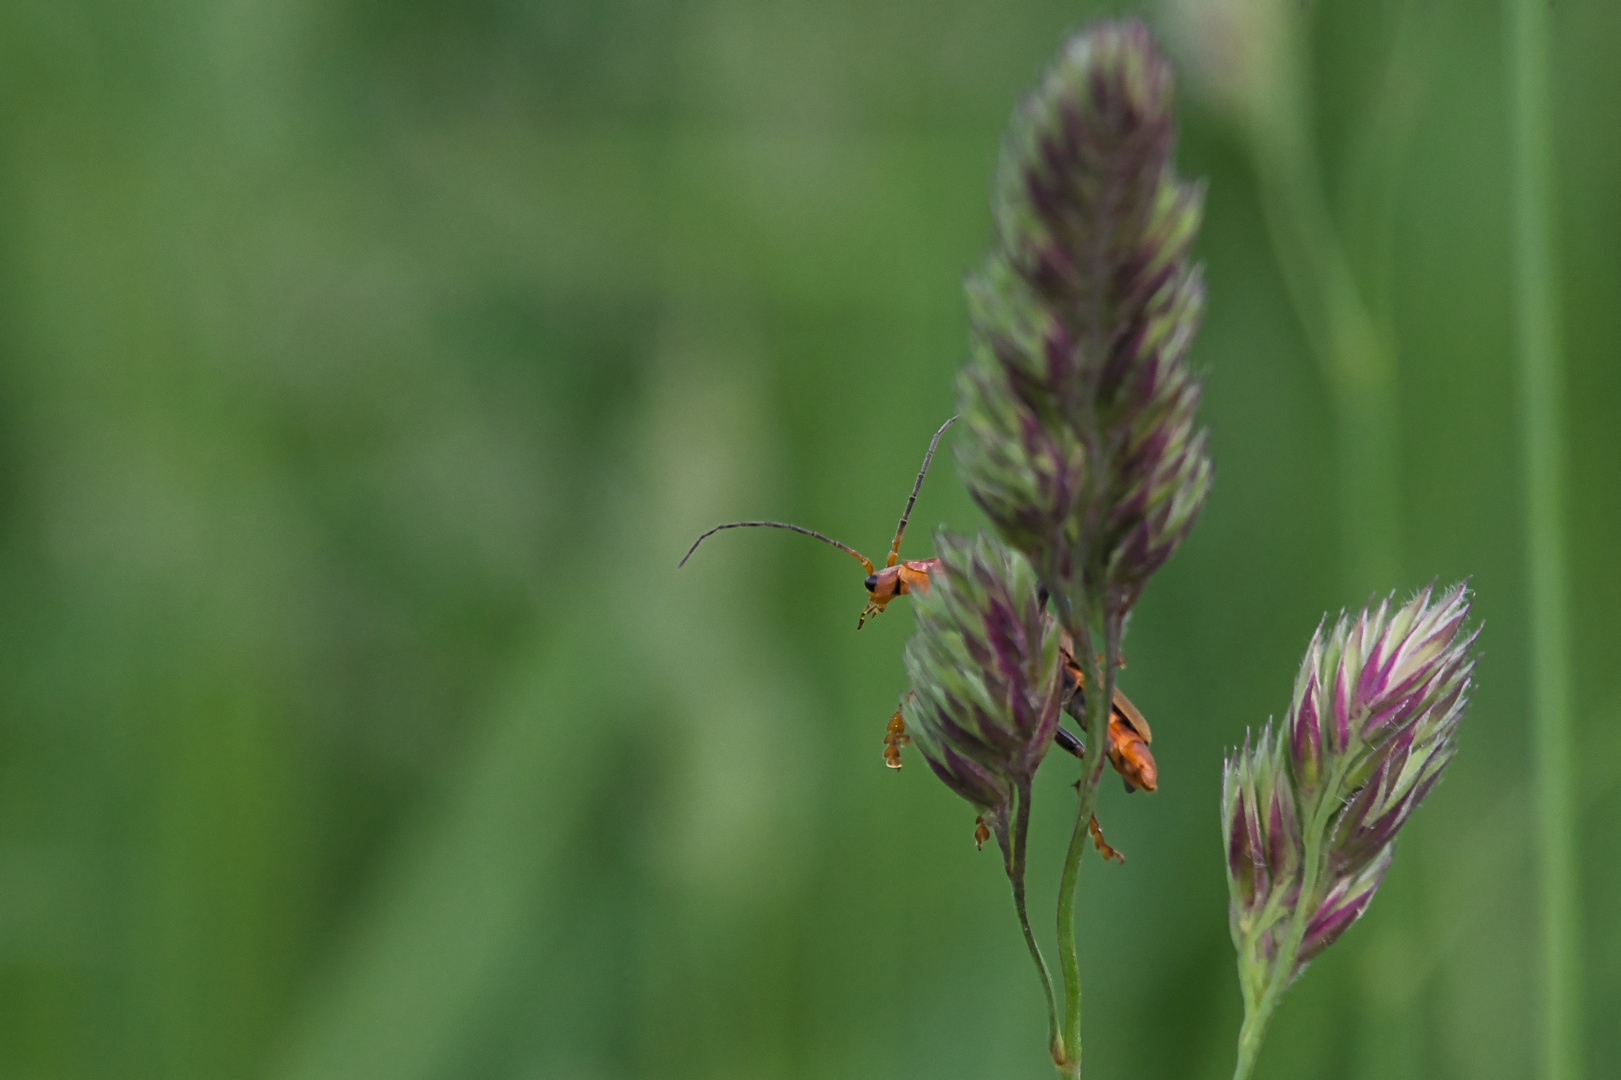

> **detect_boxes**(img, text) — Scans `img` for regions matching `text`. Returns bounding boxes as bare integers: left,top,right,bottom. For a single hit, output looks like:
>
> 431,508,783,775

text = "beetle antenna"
886,415,957,568
679,521,875,574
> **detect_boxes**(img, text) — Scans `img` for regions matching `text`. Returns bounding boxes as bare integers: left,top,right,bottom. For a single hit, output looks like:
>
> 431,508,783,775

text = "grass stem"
1052,602,1115,1079
1006,781,1062,1065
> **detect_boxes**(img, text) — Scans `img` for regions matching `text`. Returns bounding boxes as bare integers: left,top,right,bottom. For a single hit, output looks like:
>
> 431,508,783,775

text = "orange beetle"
680,417,955,629
886,649,1156,793
1057,636,1157,794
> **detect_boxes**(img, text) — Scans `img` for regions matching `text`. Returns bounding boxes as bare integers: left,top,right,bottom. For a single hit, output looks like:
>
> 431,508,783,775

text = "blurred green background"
0,0,1616,1077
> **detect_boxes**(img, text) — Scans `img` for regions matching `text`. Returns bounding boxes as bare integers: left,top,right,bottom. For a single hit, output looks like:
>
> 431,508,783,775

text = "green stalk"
1053,754,1094,1079
1052,604,1115,1079
1505,2,1582,1078
1006,779,1062,1064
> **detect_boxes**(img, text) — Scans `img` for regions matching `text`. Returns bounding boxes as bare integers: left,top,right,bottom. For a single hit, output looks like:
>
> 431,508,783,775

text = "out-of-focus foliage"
0,1,1616,1078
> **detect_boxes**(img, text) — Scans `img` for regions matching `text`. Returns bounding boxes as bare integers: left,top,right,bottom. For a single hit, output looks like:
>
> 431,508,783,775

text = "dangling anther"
973,817,991,850
1088,816,1125,863
883,707,911,769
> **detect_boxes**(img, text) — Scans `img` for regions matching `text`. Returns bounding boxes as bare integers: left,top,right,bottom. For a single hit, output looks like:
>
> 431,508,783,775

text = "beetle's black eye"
864,574,879,593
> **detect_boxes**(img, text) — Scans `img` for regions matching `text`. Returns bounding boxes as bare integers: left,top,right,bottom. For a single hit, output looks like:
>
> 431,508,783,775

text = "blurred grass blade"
270,615,625,1080
1505,1,1582,1077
